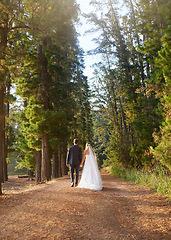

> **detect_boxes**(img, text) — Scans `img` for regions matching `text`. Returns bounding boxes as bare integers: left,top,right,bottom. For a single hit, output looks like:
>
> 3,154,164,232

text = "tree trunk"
4,127,8,182
0,87,4,185
4,84,10,181
0,181,1,195
52,150,59,178
2,122,6,182
35,150,41,183
41,134,51,182
57,149,61,178
38,38,51,182
2,96,8,182
59,143,62,177
62,140,68,175
119,97,127,134
0,8,8,194
4,154,7,181
129,0,145,87
28,169,34,180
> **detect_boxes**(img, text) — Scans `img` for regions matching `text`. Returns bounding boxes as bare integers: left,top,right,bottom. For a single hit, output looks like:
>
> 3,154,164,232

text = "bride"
77,143,102,191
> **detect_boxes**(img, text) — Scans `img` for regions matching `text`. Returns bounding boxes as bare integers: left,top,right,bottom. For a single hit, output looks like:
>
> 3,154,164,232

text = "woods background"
0,0,170,196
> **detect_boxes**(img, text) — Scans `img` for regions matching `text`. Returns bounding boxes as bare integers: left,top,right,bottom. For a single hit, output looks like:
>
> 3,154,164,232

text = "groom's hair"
74,138,78,144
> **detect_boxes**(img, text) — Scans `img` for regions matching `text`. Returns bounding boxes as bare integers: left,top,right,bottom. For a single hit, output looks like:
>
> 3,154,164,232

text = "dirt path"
0,172,171,240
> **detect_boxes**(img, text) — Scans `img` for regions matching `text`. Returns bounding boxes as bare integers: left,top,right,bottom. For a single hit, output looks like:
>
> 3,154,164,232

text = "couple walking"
66,139,102,191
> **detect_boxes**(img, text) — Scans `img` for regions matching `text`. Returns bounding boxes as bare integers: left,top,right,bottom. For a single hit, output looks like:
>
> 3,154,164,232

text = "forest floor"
0,171,171,240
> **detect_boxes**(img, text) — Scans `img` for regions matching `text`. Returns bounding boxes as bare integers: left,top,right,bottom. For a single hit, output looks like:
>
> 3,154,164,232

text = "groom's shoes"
75,183,78,187
71,182,74,187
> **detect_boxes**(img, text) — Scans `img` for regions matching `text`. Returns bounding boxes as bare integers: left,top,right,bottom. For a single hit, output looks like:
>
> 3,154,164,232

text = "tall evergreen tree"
89,0,170,169
151,26,171,171
11,0,93,183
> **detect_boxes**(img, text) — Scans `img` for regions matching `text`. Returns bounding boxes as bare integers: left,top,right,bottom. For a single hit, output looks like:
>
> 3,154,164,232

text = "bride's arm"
80,150,86,167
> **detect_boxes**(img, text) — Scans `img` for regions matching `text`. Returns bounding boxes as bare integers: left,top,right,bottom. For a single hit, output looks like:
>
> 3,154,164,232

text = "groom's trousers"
70,164,79,184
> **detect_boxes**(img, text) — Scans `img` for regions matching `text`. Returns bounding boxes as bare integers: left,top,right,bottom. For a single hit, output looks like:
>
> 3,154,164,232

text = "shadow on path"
0,172,171,240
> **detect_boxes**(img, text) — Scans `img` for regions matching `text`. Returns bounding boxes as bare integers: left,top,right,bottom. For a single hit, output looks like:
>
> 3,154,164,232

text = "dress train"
77,146,102,191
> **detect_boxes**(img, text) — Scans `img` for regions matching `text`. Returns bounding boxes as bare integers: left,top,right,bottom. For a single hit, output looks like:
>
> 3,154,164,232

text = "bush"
107,164,171,199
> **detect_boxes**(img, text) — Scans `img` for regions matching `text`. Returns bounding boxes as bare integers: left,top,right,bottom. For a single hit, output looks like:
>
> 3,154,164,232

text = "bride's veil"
77,143,102,190
89,145,96,159
87,145,100,171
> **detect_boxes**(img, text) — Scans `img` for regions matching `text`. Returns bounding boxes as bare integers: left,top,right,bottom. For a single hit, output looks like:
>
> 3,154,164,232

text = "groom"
66,139,82,187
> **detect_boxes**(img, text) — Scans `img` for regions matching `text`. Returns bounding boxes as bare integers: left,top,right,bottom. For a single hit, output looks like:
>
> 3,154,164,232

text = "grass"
104,164,171,199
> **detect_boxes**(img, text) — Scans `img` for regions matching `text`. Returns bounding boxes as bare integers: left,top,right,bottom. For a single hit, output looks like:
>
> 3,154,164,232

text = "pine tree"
13,0,93,182
88,0,170,169
151,26,171,171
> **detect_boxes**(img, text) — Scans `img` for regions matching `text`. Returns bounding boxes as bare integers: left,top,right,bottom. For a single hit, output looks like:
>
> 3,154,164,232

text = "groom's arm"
79,147,82,164
66,148,71,167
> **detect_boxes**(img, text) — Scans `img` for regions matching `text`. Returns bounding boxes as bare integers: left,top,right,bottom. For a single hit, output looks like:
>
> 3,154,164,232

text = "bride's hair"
85,142,90,150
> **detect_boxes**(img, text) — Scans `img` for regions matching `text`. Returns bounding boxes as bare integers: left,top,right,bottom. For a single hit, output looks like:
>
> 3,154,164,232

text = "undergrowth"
105,164,171,199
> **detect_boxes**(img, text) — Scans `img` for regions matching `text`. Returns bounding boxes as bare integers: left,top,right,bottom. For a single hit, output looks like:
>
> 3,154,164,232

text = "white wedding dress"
77,146,102,191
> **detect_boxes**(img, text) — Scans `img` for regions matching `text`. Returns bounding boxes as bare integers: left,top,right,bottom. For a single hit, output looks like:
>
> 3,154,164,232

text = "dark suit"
66,144,82,184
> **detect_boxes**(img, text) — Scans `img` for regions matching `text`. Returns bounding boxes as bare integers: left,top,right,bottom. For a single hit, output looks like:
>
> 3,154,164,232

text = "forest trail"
0,171,171,240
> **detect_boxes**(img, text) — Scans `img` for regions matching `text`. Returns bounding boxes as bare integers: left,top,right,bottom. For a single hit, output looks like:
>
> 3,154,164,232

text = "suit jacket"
66,145,82,166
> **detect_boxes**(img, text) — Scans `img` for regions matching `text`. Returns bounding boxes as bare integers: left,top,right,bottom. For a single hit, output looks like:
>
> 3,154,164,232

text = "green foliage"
151,26,171,171
5,0,93,174
8,152,27,176
89,0,171,174
108,163,171,198
107,128,131,166
92,112,108,167
15,133,35,171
